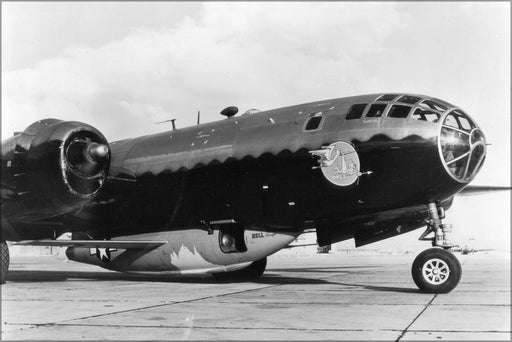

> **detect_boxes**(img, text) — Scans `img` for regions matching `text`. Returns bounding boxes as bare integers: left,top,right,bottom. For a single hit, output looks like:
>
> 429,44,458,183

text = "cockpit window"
388,104,411,118
458,116,473,131
443,110,475,132
376,94,399,101
366,103,387,118
346,104,367,120
444,114,459,128
412,108,440,122
440,110,485,183
421,99,448,112
432,97,453,108
397,95,422,104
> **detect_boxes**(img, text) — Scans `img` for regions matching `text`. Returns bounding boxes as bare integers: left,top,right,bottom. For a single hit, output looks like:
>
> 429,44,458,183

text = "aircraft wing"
283,243,319,249
14,240,167,249
458,185,511,196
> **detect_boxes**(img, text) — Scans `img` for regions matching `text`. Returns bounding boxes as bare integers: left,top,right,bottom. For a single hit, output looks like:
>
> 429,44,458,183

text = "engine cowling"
1,119,110,221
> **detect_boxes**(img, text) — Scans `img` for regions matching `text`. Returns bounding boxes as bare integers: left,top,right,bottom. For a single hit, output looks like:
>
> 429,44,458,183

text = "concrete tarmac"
1,251,510,340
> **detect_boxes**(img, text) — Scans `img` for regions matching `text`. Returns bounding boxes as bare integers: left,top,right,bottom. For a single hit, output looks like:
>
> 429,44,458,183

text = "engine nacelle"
1,119,110,221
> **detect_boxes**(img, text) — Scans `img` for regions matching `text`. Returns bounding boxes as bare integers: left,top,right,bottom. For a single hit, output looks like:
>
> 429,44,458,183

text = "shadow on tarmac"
329,281,421,294
269,265,381,273
5,269,329,285
5,264,420,293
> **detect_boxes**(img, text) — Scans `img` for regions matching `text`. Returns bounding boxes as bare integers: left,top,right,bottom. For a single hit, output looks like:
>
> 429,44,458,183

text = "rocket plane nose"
65,247,75,261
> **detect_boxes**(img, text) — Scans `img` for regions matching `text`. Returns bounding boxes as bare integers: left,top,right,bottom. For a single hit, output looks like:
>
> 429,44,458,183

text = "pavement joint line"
18,323,512,334
395,294,437,342
17,322,407,332
27,271,346,327
1,324,39,334
16,322,511,335
1,299,181,304
407,329,512,333
50,284,285,325
202,301,511,307
205,301,433,306
431,303,510,307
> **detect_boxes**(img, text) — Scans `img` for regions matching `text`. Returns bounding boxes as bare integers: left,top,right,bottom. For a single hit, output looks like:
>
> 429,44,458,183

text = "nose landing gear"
412,202,462,293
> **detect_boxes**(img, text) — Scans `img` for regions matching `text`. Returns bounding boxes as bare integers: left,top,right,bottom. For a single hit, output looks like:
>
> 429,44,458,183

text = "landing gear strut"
1,241,9,284
412,202,462,293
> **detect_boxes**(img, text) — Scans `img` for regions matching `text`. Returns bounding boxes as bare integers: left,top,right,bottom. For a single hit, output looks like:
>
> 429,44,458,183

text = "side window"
457,116,473,131
388,105,411,118
412,108,440,122
444,110,474,132
304,113,324,131
397,95,421,104
453,110,474,131
376,94,399,101
366,103,387,118
444,114,458,128
421,99,448,112
346,104,367,120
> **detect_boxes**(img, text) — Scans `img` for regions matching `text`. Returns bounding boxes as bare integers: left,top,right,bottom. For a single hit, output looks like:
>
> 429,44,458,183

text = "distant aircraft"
317,245,332,254
452,246,493,255
452,238,493,255
1,93,490,293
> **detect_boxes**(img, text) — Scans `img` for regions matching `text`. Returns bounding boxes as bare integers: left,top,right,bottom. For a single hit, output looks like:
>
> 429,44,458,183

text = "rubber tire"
412,248,461,294
1,241,9,284
212,257,267,280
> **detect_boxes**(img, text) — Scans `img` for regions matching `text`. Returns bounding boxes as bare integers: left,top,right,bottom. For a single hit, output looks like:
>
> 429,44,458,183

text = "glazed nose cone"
439,109,486,183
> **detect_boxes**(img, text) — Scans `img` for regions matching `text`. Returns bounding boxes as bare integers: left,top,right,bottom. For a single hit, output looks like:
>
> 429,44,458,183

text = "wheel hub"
422,258,450,285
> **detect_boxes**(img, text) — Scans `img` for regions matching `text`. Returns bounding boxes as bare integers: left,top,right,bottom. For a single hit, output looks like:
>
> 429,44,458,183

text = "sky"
2,2,510,186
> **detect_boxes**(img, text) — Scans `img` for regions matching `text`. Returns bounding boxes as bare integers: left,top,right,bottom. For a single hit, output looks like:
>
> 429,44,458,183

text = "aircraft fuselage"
81,93,480,243
0,93,487,288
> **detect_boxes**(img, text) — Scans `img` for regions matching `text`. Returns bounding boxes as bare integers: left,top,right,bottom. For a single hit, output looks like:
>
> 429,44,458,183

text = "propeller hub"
66,139,110,176
87,143,109,161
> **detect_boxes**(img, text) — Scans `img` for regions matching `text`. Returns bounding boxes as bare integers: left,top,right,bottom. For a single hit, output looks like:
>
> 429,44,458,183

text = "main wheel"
412,248,461,294
212,257,267,280
1,241,9,284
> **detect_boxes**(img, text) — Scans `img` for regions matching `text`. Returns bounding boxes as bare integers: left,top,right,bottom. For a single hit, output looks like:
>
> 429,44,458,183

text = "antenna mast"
155,118,177,130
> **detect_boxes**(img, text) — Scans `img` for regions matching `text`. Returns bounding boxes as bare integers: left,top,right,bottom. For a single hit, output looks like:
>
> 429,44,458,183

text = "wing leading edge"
458,185,511,196
14,240,167,249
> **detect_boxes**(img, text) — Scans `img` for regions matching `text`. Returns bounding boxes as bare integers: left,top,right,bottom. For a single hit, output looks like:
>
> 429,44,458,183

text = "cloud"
2,2,509,186
2,2,407,141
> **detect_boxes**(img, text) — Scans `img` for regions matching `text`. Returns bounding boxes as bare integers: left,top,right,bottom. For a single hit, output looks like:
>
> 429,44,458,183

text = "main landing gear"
1,241,9,284
412,202,462,294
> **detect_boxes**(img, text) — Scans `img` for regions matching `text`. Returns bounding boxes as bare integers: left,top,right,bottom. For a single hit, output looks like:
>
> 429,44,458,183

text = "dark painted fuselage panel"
1,93,485,247
76,94,478,240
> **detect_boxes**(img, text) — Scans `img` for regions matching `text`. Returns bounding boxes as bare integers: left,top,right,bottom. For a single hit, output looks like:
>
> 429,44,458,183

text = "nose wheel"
412,248,461,293
413,202,462,293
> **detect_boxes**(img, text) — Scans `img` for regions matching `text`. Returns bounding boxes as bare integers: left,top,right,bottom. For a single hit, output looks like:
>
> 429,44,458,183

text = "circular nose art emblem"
310,141,360,186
